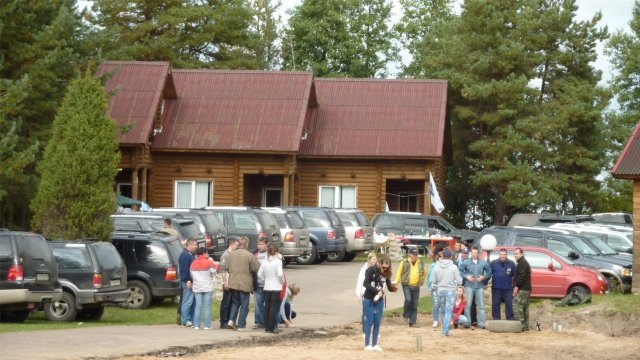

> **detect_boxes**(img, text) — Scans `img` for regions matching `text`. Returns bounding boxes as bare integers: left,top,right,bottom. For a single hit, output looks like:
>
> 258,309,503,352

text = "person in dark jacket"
489,248,517,320
513,248,532,331
362,255,393,352
179,239,198,327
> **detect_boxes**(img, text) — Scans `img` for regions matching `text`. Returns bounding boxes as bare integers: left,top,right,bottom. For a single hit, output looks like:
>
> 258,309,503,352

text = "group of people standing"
356,243,533,351
177,236,299,333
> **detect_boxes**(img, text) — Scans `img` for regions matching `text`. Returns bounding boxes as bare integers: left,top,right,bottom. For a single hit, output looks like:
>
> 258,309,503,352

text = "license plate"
36,273,49,281
110,279,121,286
218,238,225,245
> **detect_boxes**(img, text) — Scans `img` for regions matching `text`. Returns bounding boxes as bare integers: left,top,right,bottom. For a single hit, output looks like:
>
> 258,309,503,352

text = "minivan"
263,207,312,264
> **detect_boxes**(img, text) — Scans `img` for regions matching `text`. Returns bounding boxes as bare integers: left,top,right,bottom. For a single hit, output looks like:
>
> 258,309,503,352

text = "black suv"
474,226,632,293
111,231,183,309
111,213,206,248
151,208,228,257
45,240,130,321
0,229,61,322
281,207,348,265
205,207,282,259
371,212,479,243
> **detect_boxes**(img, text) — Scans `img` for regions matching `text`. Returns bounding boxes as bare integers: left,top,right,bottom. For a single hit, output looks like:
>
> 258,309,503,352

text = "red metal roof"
98,61,172,145
298,78,448,158
152,70,314,152
612,121,640,179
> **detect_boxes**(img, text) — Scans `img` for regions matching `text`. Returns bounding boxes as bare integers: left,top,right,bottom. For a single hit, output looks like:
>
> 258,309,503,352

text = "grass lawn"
0,299,222,333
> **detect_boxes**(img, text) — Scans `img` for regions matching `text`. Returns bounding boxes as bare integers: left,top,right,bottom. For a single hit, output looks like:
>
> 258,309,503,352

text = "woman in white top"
257,245,284,333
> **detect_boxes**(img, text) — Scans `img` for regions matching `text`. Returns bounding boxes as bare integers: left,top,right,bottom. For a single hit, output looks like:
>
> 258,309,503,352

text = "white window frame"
174,180,213,208
318,185,357,208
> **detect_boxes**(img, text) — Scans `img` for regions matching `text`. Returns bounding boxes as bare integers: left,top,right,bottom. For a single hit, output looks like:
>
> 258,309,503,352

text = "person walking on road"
432,249,462,336
179,239,198,327
219,238,239,329
226,237,261,331
363,255,393,351
489,248,517,320
513,248,532,331
427,248,444,328
394,248,427,327
458,247,492,329
356,252,377,335
257,245,284,334
190,247,219,330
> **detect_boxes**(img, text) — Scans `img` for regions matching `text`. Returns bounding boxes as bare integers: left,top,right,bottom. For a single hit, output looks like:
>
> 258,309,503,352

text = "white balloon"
479,234,497,251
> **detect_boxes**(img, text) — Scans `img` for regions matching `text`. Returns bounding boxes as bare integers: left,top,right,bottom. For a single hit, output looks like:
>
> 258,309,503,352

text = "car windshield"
581,234,617,255
435,217,457,231
336,212,358,227
565,235,599,256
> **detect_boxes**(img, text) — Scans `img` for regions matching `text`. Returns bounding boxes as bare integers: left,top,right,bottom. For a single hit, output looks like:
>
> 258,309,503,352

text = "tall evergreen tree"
282,0,397,77
249,0,281,70
31,71,121,241
0,0,89,228
89,0,259,69
416,0,609,223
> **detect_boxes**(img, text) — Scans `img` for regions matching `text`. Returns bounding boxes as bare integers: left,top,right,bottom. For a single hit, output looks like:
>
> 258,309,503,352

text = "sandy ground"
121,300,640,360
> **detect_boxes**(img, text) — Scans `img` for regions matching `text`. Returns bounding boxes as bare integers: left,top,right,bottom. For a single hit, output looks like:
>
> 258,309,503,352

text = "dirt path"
121,300,640,360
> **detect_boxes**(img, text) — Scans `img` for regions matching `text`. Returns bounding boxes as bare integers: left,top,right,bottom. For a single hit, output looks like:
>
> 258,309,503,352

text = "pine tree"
249,0,281,70
282,0,397,77
31,71,121,241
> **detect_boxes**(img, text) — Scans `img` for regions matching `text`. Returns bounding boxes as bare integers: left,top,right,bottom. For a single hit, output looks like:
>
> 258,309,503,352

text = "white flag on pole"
429,172,445,213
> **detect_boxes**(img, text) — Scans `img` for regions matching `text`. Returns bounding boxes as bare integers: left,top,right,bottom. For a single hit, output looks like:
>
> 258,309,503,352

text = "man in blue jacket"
458,247,492,329
489,248,517,320
179,239,198,327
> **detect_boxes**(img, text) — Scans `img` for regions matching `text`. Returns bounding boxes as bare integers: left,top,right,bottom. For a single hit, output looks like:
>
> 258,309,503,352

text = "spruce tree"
31,71,120,241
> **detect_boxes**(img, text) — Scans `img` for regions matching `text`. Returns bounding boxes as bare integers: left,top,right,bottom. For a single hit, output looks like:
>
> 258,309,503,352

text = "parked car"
262,207,312,264
482,246,607,298
281,207,348,265
111,231,182,309
45,240,130,321
204,207,282,259
0,229,62,322
371,212,478,243
548,223,634,254
151,208,228,257
474,226,632,293
591,212,633,225
111,213,206,248
333,208,375,261
507,213,595,227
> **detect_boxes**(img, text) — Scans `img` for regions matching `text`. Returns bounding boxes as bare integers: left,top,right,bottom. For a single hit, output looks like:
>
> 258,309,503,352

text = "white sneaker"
193,327,200,330
227,320,236,330
203,327,210,330
433,321,438,328
364,345,374,351
373,345,383,352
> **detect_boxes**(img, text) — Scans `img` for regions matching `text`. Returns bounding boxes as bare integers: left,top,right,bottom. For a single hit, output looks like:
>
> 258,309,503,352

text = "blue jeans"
438,289,455,335
431,289,440,322
180,282,195,325
491,288,514,320
193,291,213,329
402,285,420,325
464,286,486,327
363,298,383,347
254,287,265,328
229,289,250,329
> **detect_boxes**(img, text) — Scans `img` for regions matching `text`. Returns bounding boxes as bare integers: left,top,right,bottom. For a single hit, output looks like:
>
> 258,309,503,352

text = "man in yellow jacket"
394,248,427,327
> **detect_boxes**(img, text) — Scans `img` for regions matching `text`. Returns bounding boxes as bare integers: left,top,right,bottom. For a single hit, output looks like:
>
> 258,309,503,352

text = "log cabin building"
100,61,451,219
611,121,640,294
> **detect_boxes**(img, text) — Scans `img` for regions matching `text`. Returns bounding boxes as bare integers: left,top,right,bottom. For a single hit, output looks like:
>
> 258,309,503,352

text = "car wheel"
78,307,105,321
342,251,356,262
567,285,590,298
44,291,78,322
326,250,345,262
0,310,30,323
126,280,152,309
295,244,317,265
604,275,622,293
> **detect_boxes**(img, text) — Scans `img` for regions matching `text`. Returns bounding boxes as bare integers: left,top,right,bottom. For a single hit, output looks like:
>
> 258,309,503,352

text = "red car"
481,246,608,298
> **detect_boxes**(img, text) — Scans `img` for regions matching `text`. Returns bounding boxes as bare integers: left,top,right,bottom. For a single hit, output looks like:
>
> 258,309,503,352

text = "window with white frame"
174,181,213,208
318,186,356,208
